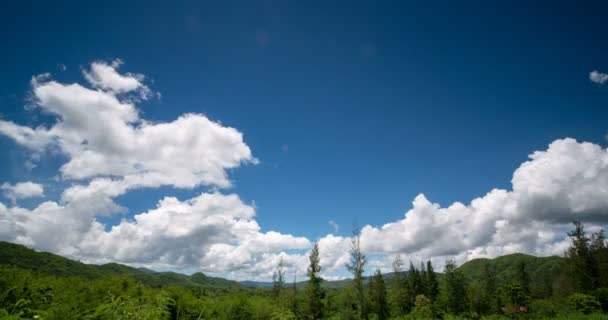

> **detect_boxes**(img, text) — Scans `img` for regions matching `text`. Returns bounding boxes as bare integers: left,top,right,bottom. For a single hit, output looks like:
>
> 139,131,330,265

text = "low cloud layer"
0,60,607,280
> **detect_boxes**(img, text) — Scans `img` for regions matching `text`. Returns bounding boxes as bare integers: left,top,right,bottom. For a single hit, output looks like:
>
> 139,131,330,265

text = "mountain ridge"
0,241,568,291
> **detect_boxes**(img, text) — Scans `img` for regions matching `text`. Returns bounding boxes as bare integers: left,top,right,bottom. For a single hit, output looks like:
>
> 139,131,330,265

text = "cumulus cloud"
0,60,302,280
0,61,256,190
1,59,608,280
83,59,150,97
590,70,608,84
0,191,309,279
1,182,44,205
355,138,608,268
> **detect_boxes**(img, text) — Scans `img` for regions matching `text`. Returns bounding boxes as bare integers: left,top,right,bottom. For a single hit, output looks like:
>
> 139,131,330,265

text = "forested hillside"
0,242,241,289
0,221,607,319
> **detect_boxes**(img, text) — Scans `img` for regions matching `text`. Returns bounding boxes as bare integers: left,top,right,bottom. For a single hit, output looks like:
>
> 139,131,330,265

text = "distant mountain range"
0,241,568,291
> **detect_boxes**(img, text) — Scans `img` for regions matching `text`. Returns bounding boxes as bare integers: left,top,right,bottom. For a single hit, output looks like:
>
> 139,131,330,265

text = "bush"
568,293,601,314
529,298,559,318
413,295,433,319
592,288,608,312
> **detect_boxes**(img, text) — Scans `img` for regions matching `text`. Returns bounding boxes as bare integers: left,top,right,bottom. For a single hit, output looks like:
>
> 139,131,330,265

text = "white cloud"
329,220,340,234
83,59,150,97
0,61,257,190
590,70,608,84
0,121,54,151
1,59,608,280
355,138,608,268
1,182,44,205
0,60,300,280
0,190,310,280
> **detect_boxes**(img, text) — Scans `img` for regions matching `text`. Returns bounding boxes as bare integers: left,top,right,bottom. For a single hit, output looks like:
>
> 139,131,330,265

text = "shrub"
592,288,608,312
568,293,601,314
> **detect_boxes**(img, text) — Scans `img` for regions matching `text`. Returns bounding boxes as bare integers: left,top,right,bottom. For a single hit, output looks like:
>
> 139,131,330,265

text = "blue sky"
1,1,608,279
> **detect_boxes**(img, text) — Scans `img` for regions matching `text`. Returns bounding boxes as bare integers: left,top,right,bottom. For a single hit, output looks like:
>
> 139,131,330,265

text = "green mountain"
0,241,569,292
457,252,569,295
0,241,241,289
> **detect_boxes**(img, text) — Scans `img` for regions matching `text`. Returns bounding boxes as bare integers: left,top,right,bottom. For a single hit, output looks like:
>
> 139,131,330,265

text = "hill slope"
0,241,569,292
0,241,241,289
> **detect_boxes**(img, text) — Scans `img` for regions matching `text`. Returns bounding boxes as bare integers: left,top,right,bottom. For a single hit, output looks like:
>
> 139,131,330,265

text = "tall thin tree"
444,259,467,315
426,260,439,302
305,242,324,319
272,257,286,298
369,269,389,320
346,227,368,319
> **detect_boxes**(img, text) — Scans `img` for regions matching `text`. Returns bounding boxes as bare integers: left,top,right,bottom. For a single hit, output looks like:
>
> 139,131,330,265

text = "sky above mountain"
1,0,607,280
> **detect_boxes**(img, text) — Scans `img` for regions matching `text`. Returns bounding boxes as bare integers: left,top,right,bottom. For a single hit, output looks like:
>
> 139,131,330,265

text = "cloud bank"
0,60,607,280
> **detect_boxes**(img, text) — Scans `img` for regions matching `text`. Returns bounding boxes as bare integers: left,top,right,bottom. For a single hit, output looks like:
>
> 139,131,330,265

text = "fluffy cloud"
83,59,150,97
1,182,44,205
590,70,608,84
356,138,608,268
0,61,256,190
0,60,303,280
1,59,607,281
0,191,310,279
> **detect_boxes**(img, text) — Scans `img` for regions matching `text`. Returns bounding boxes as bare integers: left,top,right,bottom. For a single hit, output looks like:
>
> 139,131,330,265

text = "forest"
0,221,607,320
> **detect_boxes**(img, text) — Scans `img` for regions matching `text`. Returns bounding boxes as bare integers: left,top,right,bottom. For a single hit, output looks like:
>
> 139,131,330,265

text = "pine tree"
290,273,299,317
272,257,286,299
346,228,368,319
481,263,498,312
390,254,411,315
590,229,608,288
444,259,467,315
408,262,423,297
426,260,439,302
305,243,324,319
567,221,599,292
369,269,389,320
419,261,427,296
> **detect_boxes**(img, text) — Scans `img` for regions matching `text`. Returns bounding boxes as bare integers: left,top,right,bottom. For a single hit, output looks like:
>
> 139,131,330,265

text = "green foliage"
0,241,240,290
305,242,324,319
567,221,602,292
444,259,467,315
425,260,439,302
412,294,433,319
568,293,601,314
593,288,608,312
369,270,389,320
457,252,568,298
346,228,368,319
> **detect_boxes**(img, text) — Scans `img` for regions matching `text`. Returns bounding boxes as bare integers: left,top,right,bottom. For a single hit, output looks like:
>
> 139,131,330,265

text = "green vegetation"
1,221,608,319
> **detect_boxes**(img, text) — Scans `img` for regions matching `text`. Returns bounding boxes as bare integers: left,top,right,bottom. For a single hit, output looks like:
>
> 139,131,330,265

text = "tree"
369,269,389,320
481,263,498,312
272,257,286,299
567,221,599,292
444,259,467,315
568,293,601,314
305,242,324,319
516,261,530,298
346,228,368,319
389,254,411,316
412,294,433,319
426,260,439,302
290,273,299,317
408,261,423,298
590,229,608,288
